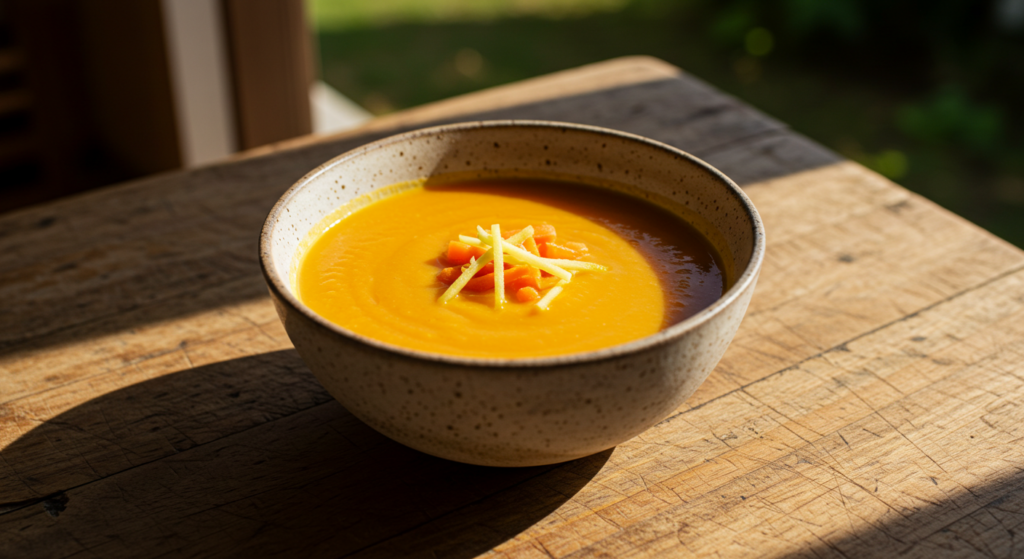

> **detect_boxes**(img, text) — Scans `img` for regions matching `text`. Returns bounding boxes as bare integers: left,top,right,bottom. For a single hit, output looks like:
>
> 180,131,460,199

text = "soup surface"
297,179,725,358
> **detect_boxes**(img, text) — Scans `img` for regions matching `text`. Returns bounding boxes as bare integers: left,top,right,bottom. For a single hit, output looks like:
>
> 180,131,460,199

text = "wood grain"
2,57,1023,558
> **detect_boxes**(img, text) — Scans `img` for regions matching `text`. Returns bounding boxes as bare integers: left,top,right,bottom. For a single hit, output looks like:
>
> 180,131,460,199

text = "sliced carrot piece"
527,266,542,286
460,265,535,293
532,224,556,244
508,266,541,290
522,235,540,257
446,241,471,264
474,262,495,277
516,286,540,303
437,267,462,284
501,265,531,287
464,273,495,292
539,242,580,260
447,241,486,265
563,241,589,257
501,228,520,239
527,265,542,286
538,276,561,290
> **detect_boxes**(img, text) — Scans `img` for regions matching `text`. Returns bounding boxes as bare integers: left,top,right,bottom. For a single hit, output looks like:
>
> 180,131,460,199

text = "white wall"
160,0,237,167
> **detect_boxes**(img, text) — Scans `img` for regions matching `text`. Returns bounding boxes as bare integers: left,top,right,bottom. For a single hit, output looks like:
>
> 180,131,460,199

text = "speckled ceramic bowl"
260,121,764,467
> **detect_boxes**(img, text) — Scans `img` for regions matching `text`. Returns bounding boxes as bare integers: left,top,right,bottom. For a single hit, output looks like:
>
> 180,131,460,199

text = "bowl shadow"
0,350,610,558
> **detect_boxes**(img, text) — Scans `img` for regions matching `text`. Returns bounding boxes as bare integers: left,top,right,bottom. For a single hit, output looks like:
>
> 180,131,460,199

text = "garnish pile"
437,224,607,310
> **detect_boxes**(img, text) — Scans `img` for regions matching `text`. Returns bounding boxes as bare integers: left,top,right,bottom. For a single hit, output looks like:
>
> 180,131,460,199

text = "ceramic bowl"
259,121,764,467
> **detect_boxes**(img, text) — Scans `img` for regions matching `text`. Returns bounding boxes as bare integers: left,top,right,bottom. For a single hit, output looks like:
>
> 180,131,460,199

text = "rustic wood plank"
688,162,1024,408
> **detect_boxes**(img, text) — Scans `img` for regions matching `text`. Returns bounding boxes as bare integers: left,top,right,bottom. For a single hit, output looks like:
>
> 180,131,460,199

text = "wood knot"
42,491,69,518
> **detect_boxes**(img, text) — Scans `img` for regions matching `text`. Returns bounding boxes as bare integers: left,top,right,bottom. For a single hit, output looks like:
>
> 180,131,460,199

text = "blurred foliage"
897,87,1003,152
311,0,1024,246
310,0,630,29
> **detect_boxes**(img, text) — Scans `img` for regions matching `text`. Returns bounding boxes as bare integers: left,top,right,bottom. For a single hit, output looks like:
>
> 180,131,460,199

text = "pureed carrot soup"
297,178,726,358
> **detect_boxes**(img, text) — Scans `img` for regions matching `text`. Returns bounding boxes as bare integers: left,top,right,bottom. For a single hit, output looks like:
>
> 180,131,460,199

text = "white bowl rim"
259,120,765,369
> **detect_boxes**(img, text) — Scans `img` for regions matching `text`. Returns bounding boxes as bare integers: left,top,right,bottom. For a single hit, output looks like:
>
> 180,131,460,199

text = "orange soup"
297,179,725,358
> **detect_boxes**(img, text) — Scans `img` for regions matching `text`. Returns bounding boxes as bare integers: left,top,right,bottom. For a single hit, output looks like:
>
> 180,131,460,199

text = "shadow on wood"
4,350,1024,556
0,350,610,557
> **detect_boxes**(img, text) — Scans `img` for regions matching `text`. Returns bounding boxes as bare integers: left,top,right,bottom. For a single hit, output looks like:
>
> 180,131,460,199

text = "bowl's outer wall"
261,121,764,467
269,274,757,467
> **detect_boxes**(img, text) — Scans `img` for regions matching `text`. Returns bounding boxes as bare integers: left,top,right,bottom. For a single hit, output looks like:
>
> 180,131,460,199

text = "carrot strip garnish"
523,235,541,257
538,276,561,290
477,226,571,281
447,241,486,265
536,258,606,272
508,277,532,291
439,247,494,303
516,287,540,303
533,224,556,244
492,224,504,308
535,279,569,311
464,273,495,292
502,265,531,284
540,242,581,260
461,265,533,292
564,241,589,256
437,267,461,284
441,224,603,307
474,262,495,277
503,226,535,246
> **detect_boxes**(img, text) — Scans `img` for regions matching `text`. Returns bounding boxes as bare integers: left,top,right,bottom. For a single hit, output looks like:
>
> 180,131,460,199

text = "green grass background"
310,0,1024,247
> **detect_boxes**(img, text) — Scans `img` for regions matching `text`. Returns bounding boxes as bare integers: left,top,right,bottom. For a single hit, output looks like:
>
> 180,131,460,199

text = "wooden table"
3,57,1023,558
